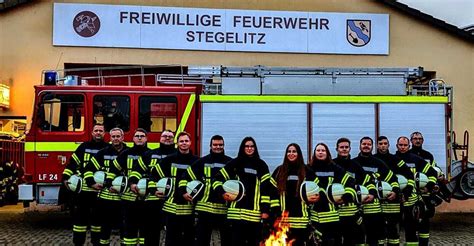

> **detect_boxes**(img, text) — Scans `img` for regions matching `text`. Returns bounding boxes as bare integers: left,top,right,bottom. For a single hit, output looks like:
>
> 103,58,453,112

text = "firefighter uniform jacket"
152,151,199,216
333,156,376,217
409,146,435,166
84,143,129,201
62,140,110,192
375,151,415,199
213,156,275,223
137,145,177,201
352,154,400,214
181,151,232,215
110,145,150,201
271,165,319,229
307,161,356,224
395,151,437,207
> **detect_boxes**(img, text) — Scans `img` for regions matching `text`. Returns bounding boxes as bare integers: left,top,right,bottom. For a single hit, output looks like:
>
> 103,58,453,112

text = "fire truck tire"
459,170,474,198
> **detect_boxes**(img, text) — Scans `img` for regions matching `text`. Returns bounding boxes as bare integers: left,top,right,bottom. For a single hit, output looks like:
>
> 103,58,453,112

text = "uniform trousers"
195,211,230,246
383,212,400,246
97,198,122,245
229,220,263,246
165,213,194,246
340,214,365,246
287,227,310,246
363,213,385,246
143,200,164,246
122,199,146,245
72,191,100,246
419,196,435,246
312,221,342,246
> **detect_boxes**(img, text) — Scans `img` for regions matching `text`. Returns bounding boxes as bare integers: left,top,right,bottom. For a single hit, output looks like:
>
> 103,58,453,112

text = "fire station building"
0,1,473,210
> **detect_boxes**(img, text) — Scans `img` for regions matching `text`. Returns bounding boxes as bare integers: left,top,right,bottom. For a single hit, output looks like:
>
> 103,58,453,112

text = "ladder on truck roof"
42,65,450,96
189,65,450,97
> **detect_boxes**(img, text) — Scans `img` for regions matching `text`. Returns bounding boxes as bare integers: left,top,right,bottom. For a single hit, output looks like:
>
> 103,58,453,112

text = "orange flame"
262,211,294,246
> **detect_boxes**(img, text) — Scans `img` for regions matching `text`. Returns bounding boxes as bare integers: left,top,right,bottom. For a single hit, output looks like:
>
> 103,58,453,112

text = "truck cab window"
93,95,130,132
139,96,177,132
38,94,85,132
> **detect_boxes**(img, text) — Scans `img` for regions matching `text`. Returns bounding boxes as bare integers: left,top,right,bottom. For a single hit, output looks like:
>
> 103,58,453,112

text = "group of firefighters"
62,123,445,246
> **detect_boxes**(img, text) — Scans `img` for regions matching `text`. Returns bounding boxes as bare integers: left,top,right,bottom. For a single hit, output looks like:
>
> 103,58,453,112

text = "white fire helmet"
156,177,173,197
137,178,149,197
299,181,320,202
66,174,82,193
354,185,369,204
223,180,245,202
376,181,392,200
433,166,444,178
186,180,205,200
326,183,345,204
93,171,106,186
112,176,128,194
397,174,408,191
415,172,429,189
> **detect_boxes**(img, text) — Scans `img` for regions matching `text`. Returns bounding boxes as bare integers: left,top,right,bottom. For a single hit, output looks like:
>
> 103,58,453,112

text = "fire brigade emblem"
73,11,101,38
346,20,371,47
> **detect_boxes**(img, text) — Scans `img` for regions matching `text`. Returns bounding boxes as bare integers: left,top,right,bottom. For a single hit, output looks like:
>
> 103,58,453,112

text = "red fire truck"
18,65,474,206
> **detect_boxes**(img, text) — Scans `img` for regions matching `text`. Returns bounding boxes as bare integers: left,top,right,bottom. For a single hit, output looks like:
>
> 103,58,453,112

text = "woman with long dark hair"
214,136,275,246
308,143,356,246
272,143,320,246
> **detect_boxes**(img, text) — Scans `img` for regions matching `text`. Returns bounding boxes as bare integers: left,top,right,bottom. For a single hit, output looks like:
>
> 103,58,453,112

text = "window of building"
93,95,130,132
139,96,177,132
38,93,85,132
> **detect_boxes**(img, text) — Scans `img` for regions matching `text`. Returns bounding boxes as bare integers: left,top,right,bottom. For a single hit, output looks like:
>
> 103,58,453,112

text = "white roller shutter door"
312,104,376,158
379,104,447,172
201,103,308,172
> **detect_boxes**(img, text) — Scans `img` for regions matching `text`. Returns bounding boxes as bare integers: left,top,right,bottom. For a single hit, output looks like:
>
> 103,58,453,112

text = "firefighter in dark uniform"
374,136,414,246
271,143,320,246
409,131,450,202
180,135,233,246
308,142,356,246
62,124,109,246
333,138,376,246
213,136,275,246
136,130,176,245
352,137,399,246
2,161,18,204
84,127,128,245
152,131,198,246
396,136,437,246
0,162,6,207
110,128,150,245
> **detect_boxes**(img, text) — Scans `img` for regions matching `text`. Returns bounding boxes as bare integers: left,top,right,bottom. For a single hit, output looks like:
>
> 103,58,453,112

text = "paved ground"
0,204,473,245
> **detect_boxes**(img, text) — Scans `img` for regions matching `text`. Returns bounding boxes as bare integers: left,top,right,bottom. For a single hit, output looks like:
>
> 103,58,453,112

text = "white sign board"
53,3,389,55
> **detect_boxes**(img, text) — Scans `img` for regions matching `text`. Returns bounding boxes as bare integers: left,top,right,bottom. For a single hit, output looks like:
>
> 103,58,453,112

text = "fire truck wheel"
459,170,474,198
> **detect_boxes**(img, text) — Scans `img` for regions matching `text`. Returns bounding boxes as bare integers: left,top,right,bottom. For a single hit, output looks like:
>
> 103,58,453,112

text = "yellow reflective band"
175,94,196,140
25,142,80,152
200,95,449,103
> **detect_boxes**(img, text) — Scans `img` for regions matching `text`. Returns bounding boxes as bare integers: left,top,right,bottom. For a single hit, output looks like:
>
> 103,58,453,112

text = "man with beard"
135,130,177,245
181,135,233,246
409,131,450,204
396,136,437,246
333,138,376,246
111,128,150,245
62,124,110,245
84,127,129,245
352,137,399,246
374,136,414,246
